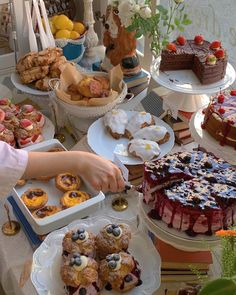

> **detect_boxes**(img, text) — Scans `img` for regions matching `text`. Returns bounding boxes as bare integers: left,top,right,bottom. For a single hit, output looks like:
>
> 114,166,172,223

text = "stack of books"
153,237,212,283
124,68,150,96
163,111,194,145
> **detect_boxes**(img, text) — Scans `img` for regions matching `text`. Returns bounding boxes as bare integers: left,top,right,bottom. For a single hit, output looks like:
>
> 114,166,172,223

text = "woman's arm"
22,151,125,193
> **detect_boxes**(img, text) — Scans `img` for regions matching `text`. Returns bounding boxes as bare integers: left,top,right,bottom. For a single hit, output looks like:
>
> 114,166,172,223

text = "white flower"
139,6,152,19
137,0,146,5
174,0,184,4
134,4,141,13
118,0,136,27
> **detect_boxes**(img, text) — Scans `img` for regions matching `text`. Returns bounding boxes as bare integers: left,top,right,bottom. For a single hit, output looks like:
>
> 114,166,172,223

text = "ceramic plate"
31,216,161,295
139,197,220,252
87,110,175,165
11,72,52,96
151,57,236,94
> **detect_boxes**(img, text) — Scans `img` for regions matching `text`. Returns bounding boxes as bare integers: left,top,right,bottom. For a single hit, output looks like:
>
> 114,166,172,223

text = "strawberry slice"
194,35,204,45
210,40,221,50
19,137,31,146
0,123,6,133
230,90,236,96
214,49,225,59
22,104,34,113
217,94,225,103
0,98,10,106
20,119,33,129
0,109,5,122
166,43,177,52
176,35,186,46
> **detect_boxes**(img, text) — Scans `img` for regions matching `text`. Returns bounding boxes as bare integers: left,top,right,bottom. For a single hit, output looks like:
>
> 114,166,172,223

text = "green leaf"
174,18,180,26
182,19,192,25
199,278,236,295
177,25,185,32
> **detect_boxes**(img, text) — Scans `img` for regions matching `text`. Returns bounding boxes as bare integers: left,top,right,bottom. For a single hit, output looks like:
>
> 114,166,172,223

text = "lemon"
73,22,85,35
51,15,59,24
55,29,71,39
54,14,70,30
66,19,74,31
70,31,80,40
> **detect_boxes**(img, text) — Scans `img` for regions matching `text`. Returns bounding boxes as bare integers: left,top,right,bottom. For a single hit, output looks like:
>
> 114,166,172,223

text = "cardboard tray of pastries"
11,139,105,235
53,64,128,118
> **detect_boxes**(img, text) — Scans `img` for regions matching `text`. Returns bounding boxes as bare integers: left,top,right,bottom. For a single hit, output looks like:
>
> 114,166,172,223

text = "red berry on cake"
176,35,186,46
217,94,225,103
166,43,177,52
0,109,5,122
206,54,217,65
214,49,225,59
210,40,221,50
194,35,204,45
20,118,33,129
21,104,34,113
230,89,236,96
0,98,10,106
218,107,225,114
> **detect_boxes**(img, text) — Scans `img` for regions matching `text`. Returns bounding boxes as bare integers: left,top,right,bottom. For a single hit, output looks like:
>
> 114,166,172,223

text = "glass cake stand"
189,106,236,165
138,197,220,252
150,57,236,112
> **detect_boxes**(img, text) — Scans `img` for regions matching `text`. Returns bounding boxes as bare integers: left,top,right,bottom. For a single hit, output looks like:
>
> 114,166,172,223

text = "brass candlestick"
2,204,20,236
112,193,128,211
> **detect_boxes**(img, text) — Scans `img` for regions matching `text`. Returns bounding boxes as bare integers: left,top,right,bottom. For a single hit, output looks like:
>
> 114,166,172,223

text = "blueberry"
108,260,117,269
124,274,133,283
113,227,121,237
73,253,81,258
71,233,79,241
106,254,113,262
75,257,82,266
111,224,118,229
78,233,86,240
106,226,113,234
79,287,87,295
77,228,85,234
113,254,120,261
69,257,75,266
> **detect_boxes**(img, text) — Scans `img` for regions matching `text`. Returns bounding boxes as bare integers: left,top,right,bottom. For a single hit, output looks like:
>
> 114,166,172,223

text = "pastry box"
11,139,105,235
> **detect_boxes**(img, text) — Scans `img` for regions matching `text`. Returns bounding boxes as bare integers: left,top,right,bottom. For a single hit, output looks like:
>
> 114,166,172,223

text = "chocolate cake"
142,151,236,236
159,36,227,85
202,90,236,149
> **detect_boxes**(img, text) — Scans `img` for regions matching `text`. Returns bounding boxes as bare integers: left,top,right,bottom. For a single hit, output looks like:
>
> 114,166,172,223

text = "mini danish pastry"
0,124,15,147
61,252,101,294
32,205,61,218
55,173,81,192
133,125,170,144
125,112,155,139
103,109,128,139
128,139,161,161
62,228,96,258
21,188,48,211
3,111,19,132
99,252,142,292
95,223,131,259
60,190,90,209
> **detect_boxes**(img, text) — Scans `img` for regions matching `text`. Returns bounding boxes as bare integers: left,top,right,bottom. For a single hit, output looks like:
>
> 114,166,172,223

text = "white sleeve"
0,141,28,199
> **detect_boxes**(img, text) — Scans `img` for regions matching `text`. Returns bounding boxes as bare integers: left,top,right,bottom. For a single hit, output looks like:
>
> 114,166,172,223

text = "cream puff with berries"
0,123,15,146
18,104,45,128
0,98,18,114
2,111,19,132
15,119,43,148
95,223,131,259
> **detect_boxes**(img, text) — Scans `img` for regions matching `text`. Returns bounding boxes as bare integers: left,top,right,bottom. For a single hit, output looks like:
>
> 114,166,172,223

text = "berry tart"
17,104,45,128
32,205,61,218
2,111,19,132
0,123,15,147
60,190,90,209
21,188,48,211
55,173,81,192
142,151,236,236
0,98,19,114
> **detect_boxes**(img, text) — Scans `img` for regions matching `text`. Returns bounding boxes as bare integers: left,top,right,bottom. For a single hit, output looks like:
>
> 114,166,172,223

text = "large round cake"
202,90,236,148
142,151,236,236
159,35,227,85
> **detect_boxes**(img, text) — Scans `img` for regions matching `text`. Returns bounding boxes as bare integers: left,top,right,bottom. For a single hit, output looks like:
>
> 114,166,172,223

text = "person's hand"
76,152,125,193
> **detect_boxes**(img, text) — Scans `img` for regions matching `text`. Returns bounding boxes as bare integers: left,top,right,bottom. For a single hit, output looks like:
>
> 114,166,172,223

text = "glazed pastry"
133,125,170,144
21,188,48,211
62,228,96,258
18,105,45,128
99,252,142,292
103,109,128,139
55,173,81,192
77,77,103,98
61,252,101,294
0,124,15,147
125,112,155,139
128,139,161,161
0,98,18,114
60,190,90,209
2,111,19,132
95,223,131,259
33,205,61,218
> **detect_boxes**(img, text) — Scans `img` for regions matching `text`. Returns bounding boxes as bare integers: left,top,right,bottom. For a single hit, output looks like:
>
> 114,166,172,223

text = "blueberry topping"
106,226,113,234
108,260,117,269
73,253,81,258
106,254,113,262
204,161,213,169
72,233,79,241
77,228,85,234
111,224,118,229
78,233,86,240
79,287,87,295
113,254,120,261
124,274,133,282
182,155,191,163
69,257,75,266
75,257,82,266
113,227,121,237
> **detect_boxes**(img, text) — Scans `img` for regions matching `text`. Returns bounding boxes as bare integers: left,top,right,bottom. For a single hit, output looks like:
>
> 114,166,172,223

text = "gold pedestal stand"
112,194,129,211
2,204,20,236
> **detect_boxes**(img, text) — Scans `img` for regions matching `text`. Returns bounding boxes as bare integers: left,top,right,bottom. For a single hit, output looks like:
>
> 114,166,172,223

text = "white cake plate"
150,57,236,112
138,197,220,252
189,106,236,165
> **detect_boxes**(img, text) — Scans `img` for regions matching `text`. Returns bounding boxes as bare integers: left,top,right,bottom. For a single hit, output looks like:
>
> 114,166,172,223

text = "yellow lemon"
51,15,59,24
55,29,71,39
54,14,70,30
73,22,85,35
70,31,80,40
66,19,74,31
